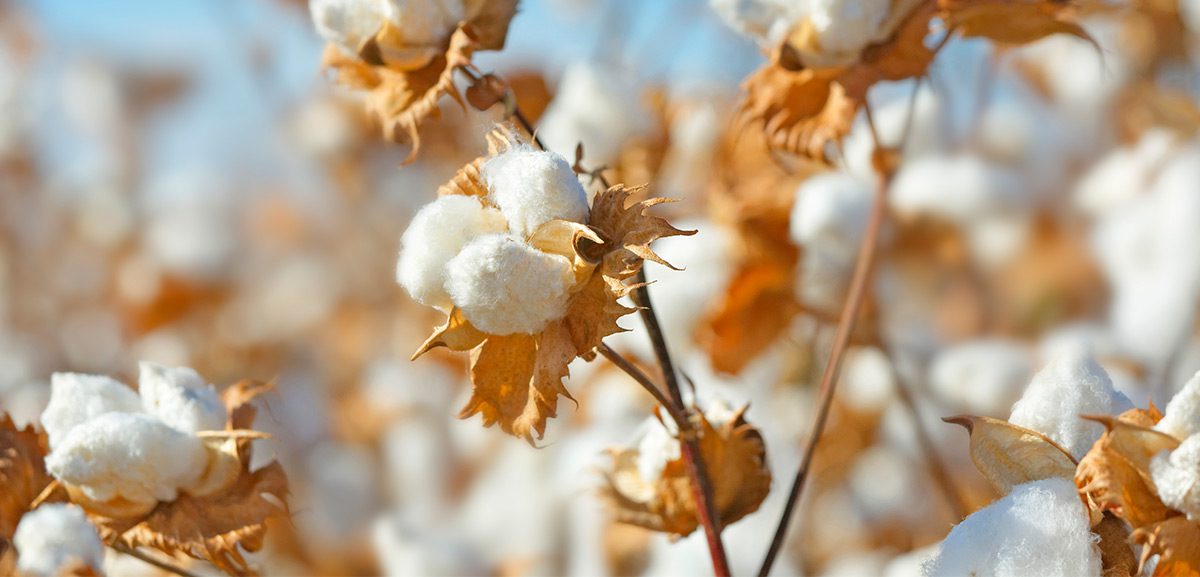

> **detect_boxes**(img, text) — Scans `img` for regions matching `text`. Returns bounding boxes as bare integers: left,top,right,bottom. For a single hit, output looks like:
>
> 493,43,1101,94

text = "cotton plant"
0,363,288,576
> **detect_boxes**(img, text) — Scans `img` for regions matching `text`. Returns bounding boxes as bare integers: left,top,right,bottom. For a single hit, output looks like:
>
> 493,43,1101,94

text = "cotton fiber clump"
138,361,226,433
709,0,800,45
790,171,874,311
309,0,464,55
46,412,207,507
13,504,105,577
805,0,893,60
1151,434,1200,521
922,478,1100,577
482,147,589,238
1008,345,1132,459
1158,371,1200,440
396,195,508,310
634,418,682,485
40,372,141,449
444,234,574,335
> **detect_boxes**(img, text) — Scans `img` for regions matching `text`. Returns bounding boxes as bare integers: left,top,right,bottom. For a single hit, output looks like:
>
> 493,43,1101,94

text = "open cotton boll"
45,412,207,506
1158,372,1200,440
138,362,225,433
41,372,142,449
396,195,508,310
482,147,590,238
309,0,392,55
1009,345,1133,460
1151,434,1200,521
929,339,1032,417
13,504,105,577
806,0,892,61
444,234,574,335
923,478,1100,577
388,0,464,46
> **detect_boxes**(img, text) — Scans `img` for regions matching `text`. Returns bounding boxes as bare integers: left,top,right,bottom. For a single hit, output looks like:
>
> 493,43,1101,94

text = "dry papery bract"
1,380,287,577
319,0,518,159
410,126,693,444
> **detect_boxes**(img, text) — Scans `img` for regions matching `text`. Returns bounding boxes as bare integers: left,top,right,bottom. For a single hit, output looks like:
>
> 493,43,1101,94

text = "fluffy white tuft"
709,0,799,45
1151,433,1200,521
890,154,1029,224
635,418,681,485
13,504,105,577
309,0,392,55
483,147,589,238
387,0,464,46
1008,345,1133,459
45,412,207,506
537,62,647,166
444,234,574,335
1159,372,1200,440
930,339,1032,417
397,195,508,310
807,0,891,57
138,361,226,433
922,478,1100,577
790,171,874,311
40,372,141,449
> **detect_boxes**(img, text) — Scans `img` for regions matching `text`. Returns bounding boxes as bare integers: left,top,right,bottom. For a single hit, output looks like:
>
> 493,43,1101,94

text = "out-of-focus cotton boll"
644,218,733,357
310,0,392,54
929,339,1032,417
891,154,1029,224
849,446,925,521
1008,345,1133,459
291,98,364,158
709,0,799,45
1092,145,1200,367
805,0,893,64
1158,372,1200,440
137,362,225,433
634,418,681,486
841,347,895,413
45,412,207,505
13,504,105,577
482,147,589,238
396,195,507,310
144,202,236,281
538,62,647,166
1074,130,1175,216
445,234,574,335
388,0,464,45
41,372,141,449
923,478,1099,577
372,514,488,577
1151,434,1200,520
791,171,874,311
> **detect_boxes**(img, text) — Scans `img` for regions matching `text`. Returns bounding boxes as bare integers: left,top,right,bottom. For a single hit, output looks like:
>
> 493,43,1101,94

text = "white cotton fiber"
388,0,464,46
45,412,207,506
1151,434,1200,521
13,504,105,577
396,195,508,310
1159,372,1200,440
444,234,574,335
482,147,589,238
923,478,1100,577
41,372,141,449
930,339,1032,417
309,0,392,54
890,154,1029,224
635,418,681,485
709,0,799,45
790,171,873,251
537,62,647,166
138,361,226,433
1009,345,1133,460
807,0,892,58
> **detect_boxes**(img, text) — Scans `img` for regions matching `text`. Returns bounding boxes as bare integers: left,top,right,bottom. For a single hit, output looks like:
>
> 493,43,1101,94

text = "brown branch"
110,543,202,577
633,268,732,577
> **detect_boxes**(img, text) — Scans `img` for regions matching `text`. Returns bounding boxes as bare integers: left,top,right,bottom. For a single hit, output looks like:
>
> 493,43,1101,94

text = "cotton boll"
396,195,508,310
924,478,1099,577
1008,345,1133,460
309,0,392,55
1151,434,1200,521
45,412,207,506
807,0,892,60
790,171,873,251
138,362,225,434
444,234,574,335
482,147,589,238
1158,372,1200,440
538,62,648,166
890,154,1030,224
634,418,681,486
388,0,464,46
13,504,105,577
41,372,142,449
840,347,896,414
709,0,800,45
929,339,1032,418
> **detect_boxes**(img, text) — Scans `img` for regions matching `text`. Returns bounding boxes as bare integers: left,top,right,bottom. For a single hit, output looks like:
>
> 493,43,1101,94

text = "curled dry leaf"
1133,516,1200,577
944,414,1077,496
940,0,1094,46
601,407,771,537
1076,414,1182,529
90,380,289,577
320,0,519,159
0,414,53,545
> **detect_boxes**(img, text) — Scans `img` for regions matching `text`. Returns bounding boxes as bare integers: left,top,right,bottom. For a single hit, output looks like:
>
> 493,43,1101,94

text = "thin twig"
597,342,691,432
110,543,202,577
633,268,732,577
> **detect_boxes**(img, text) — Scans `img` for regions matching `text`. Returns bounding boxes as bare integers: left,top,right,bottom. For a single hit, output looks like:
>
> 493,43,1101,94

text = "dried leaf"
412,308,489,359
1076,416,1181,529
701,261,802,374
944,414,1077,496
0,415,52,543
942,0,1094,45
1133,517,1200,576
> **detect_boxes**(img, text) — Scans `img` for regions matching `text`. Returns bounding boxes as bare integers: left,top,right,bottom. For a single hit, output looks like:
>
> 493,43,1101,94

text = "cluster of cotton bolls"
39,362,230,516
396,144,590,335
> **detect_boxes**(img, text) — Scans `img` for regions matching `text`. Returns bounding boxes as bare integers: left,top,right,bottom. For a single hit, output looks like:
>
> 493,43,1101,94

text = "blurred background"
2,0,1200,575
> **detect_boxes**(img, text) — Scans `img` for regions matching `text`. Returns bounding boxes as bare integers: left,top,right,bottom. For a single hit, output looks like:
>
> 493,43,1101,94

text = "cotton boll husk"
45,412,207,507
396,195,508,311
929,339,1032,418
309,0,392,55
537,61,648,167
137,362,225,434
444,233,574,335
643,218,734,358
923,478,1100,577
1158,372,1200,440
1151,434,1200,521
41,372,142,449
1008,345,1133,460
481,147,589,238
13,504,105,577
